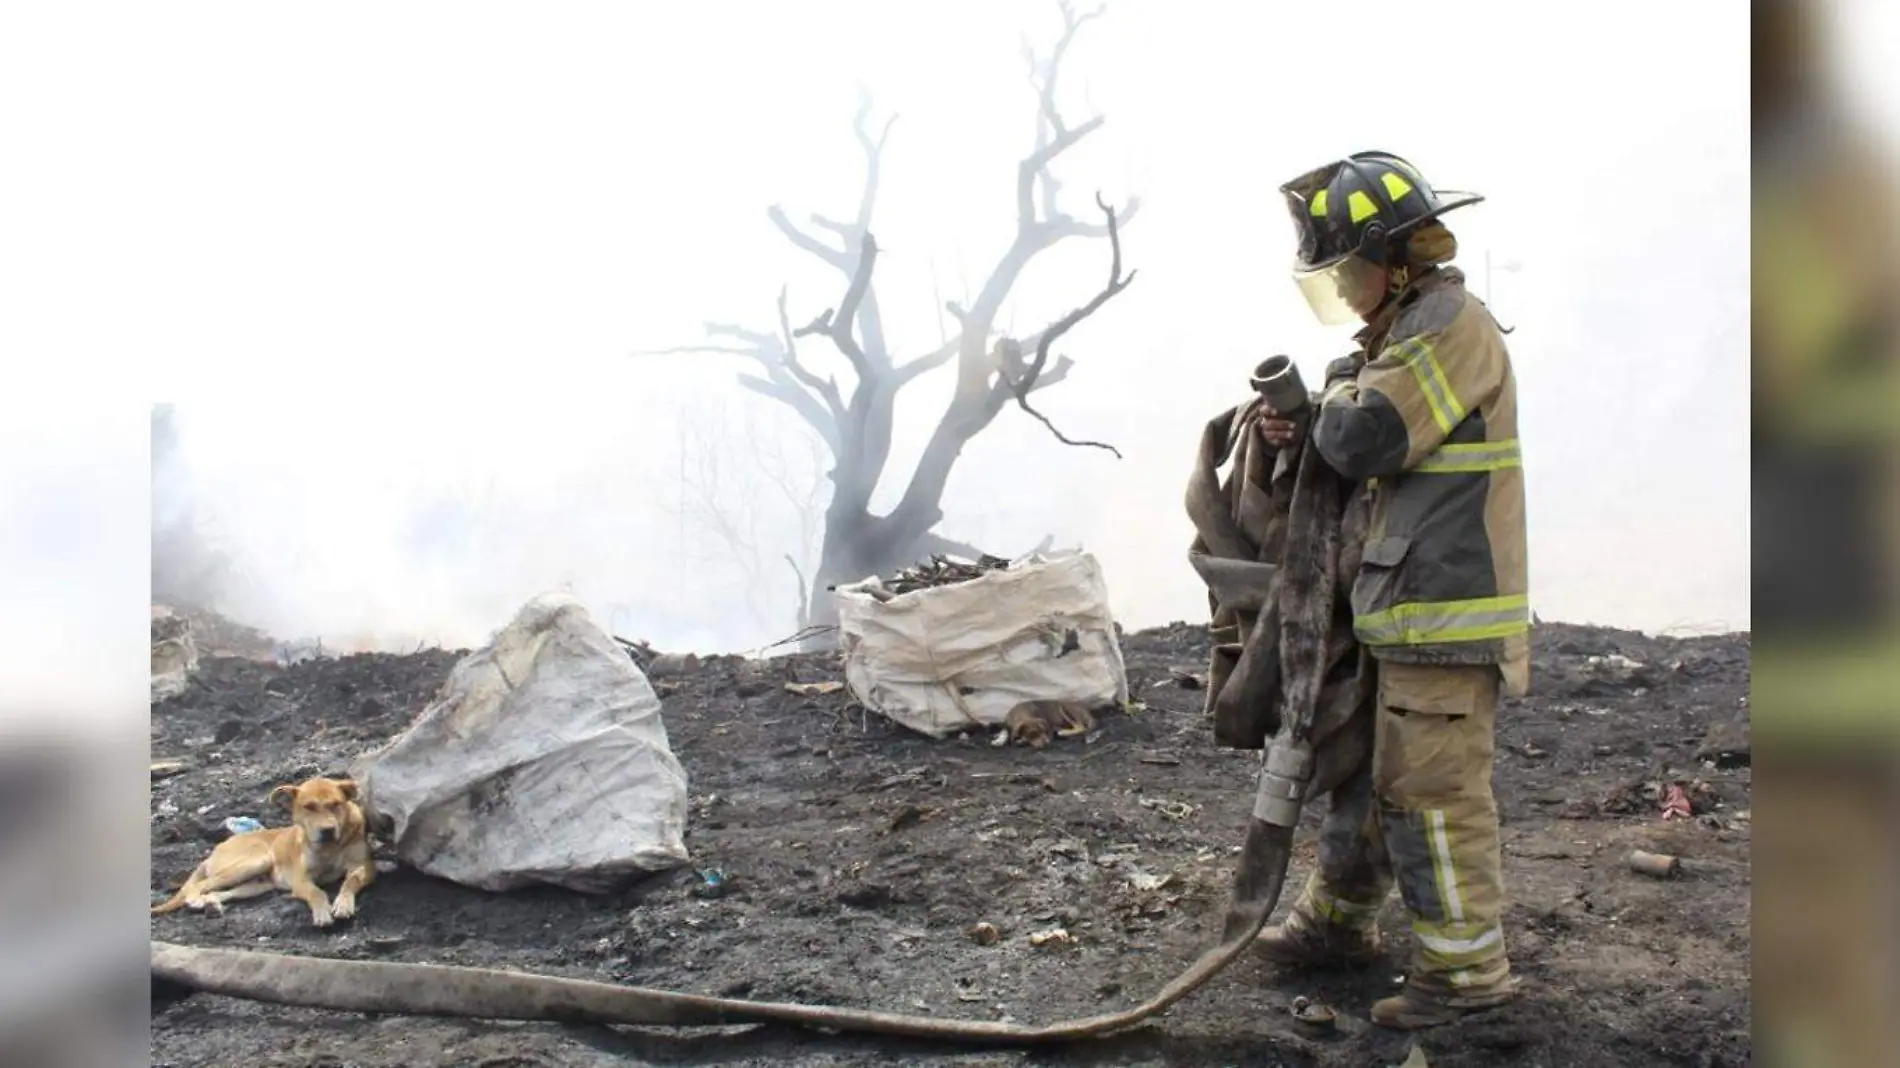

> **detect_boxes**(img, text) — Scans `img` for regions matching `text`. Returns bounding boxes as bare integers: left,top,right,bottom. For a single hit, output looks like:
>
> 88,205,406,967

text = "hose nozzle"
1250,355,1309,415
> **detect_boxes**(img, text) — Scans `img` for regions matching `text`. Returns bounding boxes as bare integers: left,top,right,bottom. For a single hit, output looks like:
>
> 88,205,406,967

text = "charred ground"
151,622,1750,1068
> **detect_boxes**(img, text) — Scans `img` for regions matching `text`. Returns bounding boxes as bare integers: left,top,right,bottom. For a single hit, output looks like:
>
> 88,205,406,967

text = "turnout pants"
1290,660,1513,999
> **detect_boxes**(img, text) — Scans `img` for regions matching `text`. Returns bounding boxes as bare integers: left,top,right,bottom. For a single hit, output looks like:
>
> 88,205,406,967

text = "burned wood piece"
879,553,1013,596
1627,849,1681,878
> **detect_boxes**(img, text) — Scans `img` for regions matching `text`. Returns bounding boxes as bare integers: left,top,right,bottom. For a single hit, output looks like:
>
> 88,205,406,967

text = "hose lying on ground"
152,400,1364,1046
152,821,1290,1046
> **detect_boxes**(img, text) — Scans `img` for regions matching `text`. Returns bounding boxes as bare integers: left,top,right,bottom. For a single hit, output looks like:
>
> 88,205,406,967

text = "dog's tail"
150,866,203,914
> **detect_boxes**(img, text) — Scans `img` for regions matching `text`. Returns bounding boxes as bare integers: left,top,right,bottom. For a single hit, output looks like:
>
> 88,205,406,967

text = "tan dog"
1004,700,1098,748
151,775,373,928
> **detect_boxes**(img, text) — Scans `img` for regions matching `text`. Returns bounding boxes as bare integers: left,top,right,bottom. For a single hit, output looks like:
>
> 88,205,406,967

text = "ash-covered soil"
150,623,1750,1068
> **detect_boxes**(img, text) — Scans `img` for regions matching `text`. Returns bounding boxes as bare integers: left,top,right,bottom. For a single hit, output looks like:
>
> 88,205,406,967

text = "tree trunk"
805,509,928,632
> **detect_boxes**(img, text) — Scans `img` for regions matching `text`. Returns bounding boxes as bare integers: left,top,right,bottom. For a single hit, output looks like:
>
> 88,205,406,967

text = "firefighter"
1253,151,1529,1029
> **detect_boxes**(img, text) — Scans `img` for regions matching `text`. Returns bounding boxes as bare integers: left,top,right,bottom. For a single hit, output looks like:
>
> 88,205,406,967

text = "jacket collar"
1354,265,1465,350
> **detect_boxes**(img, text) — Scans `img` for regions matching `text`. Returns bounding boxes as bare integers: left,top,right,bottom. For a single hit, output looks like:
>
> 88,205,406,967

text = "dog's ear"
269,784,298,808
333,778,359,801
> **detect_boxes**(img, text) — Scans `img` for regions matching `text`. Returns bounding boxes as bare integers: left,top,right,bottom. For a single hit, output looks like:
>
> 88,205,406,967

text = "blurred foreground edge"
1754,0,1900,1064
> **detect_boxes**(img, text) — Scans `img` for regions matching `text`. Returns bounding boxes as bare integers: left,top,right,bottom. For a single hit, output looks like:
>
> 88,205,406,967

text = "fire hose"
152,360,1362,1045
151,770,1306,1045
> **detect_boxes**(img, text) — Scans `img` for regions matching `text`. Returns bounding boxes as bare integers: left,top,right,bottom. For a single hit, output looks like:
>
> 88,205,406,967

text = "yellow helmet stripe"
1310,189,1329,216
1348,189,1378,222
1382,172,1414,200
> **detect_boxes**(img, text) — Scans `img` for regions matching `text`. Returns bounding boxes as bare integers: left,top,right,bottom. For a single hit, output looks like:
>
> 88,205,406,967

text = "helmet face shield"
1292,253,1384,326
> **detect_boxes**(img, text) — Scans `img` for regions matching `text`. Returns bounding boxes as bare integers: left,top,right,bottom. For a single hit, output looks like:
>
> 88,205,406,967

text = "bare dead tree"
641,1,1138,629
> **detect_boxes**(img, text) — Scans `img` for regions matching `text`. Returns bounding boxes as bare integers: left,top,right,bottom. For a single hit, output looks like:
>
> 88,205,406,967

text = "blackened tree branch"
774,287,846,422
1009,192,1135,457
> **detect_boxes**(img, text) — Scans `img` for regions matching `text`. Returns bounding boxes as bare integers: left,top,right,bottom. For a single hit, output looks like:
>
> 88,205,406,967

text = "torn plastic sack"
355,593,690,893
150,606,199,702
833,549,1129,738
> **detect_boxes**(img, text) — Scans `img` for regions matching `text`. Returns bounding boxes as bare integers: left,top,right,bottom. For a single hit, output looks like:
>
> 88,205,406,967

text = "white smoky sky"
4,0,1755,667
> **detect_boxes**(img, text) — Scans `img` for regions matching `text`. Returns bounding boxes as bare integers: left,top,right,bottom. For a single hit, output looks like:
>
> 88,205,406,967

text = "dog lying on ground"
1003,699,1098,748
151,775,373,928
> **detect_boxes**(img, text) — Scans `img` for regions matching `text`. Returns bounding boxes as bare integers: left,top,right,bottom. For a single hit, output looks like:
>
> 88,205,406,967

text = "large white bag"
357,593,690,893
834,549,1129,738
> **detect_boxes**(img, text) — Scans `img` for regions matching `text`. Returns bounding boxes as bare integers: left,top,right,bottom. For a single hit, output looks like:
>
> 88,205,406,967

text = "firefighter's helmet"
1279,152,1482,323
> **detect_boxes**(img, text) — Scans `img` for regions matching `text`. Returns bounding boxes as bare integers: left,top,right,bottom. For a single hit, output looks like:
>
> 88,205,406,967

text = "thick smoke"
150,404,241,614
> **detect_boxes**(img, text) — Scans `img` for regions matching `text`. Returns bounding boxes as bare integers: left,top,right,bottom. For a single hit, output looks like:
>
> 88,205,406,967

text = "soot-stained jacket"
1311,266,1530,697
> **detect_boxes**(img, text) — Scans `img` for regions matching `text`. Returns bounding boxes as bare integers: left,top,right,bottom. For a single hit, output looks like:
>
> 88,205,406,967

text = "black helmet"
1279,152,1482,324
1280,151,1482,271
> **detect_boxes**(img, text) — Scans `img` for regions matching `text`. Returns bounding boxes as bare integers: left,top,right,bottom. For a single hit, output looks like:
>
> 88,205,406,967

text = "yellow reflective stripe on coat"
1355,594,1529,646
1318,379,1358,405
1390,336,1467,433
1413,439,1521,473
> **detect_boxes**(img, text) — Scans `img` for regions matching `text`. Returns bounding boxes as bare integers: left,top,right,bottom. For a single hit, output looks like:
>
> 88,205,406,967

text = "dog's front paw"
309,901,334,928
331,895,356,921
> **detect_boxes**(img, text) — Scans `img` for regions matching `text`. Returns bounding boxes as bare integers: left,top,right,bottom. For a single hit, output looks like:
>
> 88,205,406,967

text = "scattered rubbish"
1028,928,1072,948
365,935,405,954
617,636,703,679
1584,653,1647,684
785,680,845,697
871,770,928,791
150,759,191,780
1394,1044,1431,1068
1660,783,1693,821
888,805,926,833
1167,668,1205,690
1290,995,1338,1029
968,922,1001,946
1513,742,1549,759
222,816,264,836
1120,865,1174,893
693,868,728,899
1137,754,1181,767
154,799,178,818
1695,717,1751,769
646,652,701,678
1138,797,1196,821
1628,850,1680,879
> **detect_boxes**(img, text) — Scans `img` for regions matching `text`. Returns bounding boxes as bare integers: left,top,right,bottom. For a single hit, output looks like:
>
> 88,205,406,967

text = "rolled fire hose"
152,362,1339,1046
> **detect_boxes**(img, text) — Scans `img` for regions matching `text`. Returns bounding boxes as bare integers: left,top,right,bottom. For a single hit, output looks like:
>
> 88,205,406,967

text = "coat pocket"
1351,534,1412,621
